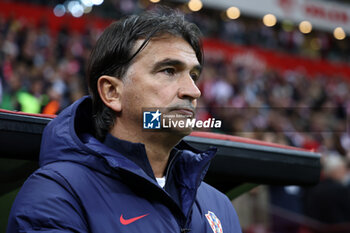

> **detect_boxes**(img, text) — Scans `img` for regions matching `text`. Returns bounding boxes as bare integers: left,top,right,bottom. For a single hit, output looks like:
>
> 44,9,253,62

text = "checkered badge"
205,211,223,233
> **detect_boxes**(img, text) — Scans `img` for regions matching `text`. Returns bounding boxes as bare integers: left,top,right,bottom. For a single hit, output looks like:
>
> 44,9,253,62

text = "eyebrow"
151,58,202,74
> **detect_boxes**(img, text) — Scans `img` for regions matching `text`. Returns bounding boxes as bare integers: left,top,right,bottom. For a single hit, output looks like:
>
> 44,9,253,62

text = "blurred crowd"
7,0,350,61
2,2,350,232
97,0,350,62
198,56,350,154
0,15,93,115
190,13,350,62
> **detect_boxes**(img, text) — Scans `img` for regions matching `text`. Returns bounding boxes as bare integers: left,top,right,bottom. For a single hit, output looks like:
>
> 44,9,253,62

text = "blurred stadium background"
1,0,350,232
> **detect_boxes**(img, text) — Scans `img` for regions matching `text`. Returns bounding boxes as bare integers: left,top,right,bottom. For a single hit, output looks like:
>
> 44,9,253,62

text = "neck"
110,120,183,178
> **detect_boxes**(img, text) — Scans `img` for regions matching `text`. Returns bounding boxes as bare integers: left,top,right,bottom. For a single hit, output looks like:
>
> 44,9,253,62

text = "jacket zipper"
163,150,193,233
181,159,212,233
164,150,180,184
164,151,190,233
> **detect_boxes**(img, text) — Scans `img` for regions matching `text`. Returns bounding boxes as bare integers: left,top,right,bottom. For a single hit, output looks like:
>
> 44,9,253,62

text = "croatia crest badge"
205,211,223,233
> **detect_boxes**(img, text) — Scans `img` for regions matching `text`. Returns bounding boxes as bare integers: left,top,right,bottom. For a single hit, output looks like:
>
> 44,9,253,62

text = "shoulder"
197,182,230,203
7,162,89,232
10,161,90,212
196,182,234,213
196,182,236,214
196,182,242,232
17,162,86,198
30,161,118,198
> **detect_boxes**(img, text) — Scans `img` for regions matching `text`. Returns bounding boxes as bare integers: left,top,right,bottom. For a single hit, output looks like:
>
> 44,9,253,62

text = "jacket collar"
103,133,156,180
102,133,216,186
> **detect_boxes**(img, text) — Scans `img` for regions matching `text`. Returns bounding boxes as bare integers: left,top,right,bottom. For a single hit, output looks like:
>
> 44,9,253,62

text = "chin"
167,126,193,138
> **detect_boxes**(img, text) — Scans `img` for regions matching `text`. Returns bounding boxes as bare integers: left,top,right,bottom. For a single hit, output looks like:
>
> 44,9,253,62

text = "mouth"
169,108,195,118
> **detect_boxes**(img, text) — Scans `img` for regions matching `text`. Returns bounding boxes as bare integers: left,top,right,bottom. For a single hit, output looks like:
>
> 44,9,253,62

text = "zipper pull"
180,228,191,233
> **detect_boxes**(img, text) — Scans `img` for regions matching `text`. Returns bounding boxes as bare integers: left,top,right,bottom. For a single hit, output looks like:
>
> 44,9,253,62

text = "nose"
177,75,201,100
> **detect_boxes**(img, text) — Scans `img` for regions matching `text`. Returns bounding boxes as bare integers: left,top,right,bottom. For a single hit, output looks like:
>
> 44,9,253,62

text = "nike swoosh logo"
120,214,149,225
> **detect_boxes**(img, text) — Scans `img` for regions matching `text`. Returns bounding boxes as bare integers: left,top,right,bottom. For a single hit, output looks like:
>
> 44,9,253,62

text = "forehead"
131,35,200,66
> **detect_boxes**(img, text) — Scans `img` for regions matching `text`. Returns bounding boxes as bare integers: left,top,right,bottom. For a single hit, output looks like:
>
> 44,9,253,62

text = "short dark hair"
87,7,203,141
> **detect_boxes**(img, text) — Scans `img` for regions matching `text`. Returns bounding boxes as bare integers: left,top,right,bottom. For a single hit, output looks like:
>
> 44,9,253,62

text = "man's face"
119,35,201,135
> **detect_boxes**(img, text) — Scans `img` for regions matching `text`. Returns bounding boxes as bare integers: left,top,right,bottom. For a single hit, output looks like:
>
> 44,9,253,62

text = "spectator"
304,155,350,224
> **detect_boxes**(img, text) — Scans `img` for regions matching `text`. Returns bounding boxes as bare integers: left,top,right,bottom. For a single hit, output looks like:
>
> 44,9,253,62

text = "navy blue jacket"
7,97,241,233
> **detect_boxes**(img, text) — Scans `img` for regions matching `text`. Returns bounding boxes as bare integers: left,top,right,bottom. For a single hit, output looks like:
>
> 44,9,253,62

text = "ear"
97,75,123,112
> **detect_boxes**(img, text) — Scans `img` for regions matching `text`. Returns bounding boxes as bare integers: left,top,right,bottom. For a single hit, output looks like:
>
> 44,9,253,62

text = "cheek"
125,91,140,107
154,88,176,106
121,83,140,108
124,75,178,107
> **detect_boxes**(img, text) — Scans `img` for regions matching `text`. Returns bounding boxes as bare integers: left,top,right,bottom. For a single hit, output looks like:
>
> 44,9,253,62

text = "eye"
190,72,200,82
161,68,176,76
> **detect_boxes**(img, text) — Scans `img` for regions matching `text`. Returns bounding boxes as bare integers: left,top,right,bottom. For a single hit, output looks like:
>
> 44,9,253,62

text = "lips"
170,108,195,118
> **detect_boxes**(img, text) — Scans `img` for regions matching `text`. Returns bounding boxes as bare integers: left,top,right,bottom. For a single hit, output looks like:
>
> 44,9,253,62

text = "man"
304,155,350,225
7,9,241,233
